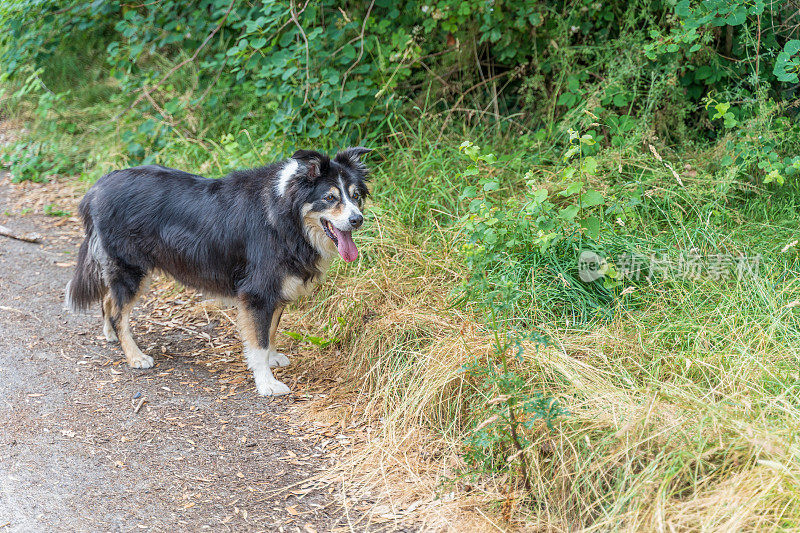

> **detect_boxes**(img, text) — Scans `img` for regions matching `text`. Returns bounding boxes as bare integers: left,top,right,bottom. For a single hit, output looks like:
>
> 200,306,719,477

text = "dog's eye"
352,191,360,201
324,193,336,202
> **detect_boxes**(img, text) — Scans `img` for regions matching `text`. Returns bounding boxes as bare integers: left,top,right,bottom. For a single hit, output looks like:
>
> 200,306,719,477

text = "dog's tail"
65,195,105,313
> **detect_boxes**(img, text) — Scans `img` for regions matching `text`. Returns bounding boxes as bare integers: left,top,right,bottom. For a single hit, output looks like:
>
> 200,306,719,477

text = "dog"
65,147,371,396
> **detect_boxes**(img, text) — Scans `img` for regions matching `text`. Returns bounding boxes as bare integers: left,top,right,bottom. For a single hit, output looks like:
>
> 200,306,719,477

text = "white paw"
268,352,291,368
103,322,118,342
254,373,291,396
128,352,154,369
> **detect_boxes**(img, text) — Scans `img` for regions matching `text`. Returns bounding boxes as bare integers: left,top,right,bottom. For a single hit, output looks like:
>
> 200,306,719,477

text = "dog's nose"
349,214,363,229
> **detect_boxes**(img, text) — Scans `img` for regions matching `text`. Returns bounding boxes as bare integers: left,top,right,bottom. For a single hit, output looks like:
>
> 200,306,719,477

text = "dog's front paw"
254,373,291,396
268,352,291,368
128,351,154,369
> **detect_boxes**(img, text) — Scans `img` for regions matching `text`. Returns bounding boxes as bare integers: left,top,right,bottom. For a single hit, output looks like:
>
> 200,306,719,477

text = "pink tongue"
330,226,358,262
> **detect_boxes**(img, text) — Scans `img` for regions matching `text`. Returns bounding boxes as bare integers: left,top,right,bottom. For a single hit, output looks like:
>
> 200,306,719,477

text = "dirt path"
0,177,362,532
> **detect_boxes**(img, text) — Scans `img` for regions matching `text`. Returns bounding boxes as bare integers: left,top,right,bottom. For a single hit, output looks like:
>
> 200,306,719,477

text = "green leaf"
580,189,605,207
283,331,303,341
563,145,580,161
713,102,730,119
559,204,580,221
483,181,499,192
341,44,356,60
765,169,784,185
695,65,713,80
462,166,479,176
460,186,477,199
774,42,800,83
722,112,738,128
281,66,298,80
164,98,182,114
581,156,597,175
579,216,600,240
531,188,548,204
559,182,583,197
278,30,295,47
725,10,745,26
480,153,498,164
340,89,359,103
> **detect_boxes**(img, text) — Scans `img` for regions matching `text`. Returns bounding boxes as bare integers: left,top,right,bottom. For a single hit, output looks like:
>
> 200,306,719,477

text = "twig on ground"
133,397,146,413
0,306,42,322
0,225,42,243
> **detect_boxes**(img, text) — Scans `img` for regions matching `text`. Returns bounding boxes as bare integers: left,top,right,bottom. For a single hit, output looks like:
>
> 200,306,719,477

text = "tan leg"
267,305,290,368
115,298,154,369
237,301,290,396
102,294,118,342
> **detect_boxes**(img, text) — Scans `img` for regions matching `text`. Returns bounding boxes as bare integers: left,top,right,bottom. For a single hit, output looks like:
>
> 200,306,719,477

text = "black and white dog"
66,148,371,396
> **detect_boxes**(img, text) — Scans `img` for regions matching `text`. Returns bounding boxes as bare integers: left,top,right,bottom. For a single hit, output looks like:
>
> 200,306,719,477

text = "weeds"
43,203,69,217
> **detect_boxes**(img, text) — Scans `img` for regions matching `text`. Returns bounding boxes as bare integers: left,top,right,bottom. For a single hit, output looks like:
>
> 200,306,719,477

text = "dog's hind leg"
101,293,118,342
108,271,153,369
237,299,291,396
267,306,290,368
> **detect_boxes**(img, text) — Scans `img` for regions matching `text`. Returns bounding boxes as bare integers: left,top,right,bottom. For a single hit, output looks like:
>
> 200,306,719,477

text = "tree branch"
289,0,311,105
340,0,375,97
112,0,236,121
0,225,42,243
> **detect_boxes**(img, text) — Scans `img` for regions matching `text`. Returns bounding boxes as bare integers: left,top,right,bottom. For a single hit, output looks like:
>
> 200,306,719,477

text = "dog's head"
277,147,371,262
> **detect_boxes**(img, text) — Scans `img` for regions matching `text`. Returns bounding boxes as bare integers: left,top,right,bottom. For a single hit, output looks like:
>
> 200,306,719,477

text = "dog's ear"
292,150,330,180
334,147,372,170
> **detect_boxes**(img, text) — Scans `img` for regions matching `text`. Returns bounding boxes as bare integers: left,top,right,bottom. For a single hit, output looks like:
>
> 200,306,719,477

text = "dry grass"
279,212,800,532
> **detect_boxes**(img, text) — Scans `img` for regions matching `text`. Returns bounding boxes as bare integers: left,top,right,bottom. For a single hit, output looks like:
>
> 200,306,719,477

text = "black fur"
67,148,371,352
66,200,105,311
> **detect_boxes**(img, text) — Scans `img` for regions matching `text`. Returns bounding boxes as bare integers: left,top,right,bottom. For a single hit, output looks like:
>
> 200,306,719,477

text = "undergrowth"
285,128,800,528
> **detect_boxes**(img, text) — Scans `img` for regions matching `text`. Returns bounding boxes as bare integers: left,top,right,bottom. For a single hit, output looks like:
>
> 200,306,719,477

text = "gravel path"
0,177,357,532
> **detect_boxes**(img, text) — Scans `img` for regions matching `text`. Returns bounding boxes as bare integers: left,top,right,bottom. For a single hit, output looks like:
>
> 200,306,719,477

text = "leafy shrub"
455,140,566,491
1,140,81,183
458,135,629,325
460,329,563,492
2,0,800,184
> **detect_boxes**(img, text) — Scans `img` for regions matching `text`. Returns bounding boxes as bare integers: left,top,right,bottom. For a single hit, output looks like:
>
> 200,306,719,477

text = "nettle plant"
459,132,612,279
460,329,563,493
704,96,800,187
457,141,577,489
